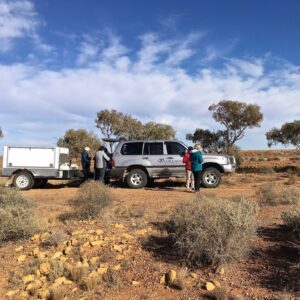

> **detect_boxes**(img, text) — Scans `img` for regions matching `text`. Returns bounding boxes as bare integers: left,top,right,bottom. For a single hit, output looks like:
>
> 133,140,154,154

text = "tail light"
112,159,116,168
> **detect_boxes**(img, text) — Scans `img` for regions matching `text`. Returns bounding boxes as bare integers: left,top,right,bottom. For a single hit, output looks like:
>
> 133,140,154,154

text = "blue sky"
0,0,300,151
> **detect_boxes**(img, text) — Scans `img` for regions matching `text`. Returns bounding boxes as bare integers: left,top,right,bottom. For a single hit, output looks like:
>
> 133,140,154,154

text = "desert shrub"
72,181,112,219
258,185,299,206
167,195,258,266
0,187,38,243
281,210,300,238
286,173,297,185
257,167,275,174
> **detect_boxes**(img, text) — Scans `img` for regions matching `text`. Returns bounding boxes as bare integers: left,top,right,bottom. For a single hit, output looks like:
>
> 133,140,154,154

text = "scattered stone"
212,279,221,288
63,246,72,255
22,274,35,284
17,255,26,263
15,246,23,253
90,240,104,247
82,241,91,248
32,247,40,257
167,270,177,285
114,224,125,229
96,229,104,235
190,273,198,279
205,282,216,291
72,230,84,236
26,280,42,292
40,232,50,240
115,254,125,261
70,238,79,246
113,245,123,252
132,281,140,286
97,267,108,275
52,251,63,260
38,287,50,299
30,234,40,242
135,229,147,236
38,252,47,260
5,290,18,297
160,274,166,285
40,262,51,275
90,256,99,266
122,233,134,240
54,276,73,285
112,264,121,271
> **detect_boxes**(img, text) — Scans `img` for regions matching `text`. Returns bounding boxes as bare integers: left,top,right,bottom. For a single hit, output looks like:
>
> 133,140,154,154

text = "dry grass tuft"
64,181,112,220
168,195,258,266
40,228,69,248
0,187,39,243
258,185,300,206
281,210,300,238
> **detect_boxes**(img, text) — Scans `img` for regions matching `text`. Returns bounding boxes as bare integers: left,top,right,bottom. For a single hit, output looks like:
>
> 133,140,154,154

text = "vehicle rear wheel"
201,167,221,188
13,171,34,190
126,169,148,189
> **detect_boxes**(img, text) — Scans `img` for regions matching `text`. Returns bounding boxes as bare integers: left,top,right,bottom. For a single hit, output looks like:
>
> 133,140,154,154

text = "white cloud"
0,0,51,52
1,33,300,150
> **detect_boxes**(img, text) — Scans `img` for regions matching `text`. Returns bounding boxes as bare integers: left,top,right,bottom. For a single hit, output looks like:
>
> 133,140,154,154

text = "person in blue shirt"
189,144,204,192
81,146,91,180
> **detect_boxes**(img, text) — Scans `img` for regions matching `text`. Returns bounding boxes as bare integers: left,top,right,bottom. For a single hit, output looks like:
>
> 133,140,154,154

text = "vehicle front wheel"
201,167,221,188
13,171,34,190
126,169,148,189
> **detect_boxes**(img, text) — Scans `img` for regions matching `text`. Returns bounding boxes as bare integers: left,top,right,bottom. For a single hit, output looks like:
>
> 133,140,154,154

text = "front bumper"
222,164,236,173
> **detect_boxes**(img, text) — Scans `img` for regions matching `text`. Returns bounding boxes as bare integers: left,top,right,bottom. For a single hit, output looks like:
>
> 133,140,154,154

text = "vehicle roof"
117,140,184,143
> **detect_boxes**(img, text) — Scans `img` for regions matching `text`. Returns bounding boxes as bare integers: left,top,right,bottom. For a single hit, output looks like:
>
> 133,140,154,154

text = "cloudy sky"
0,0,300,151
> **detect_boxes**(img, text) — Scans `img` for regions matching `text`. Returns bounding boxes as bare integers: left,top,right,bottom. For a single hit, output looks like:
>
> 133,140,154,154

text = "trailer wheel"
13,171,34,190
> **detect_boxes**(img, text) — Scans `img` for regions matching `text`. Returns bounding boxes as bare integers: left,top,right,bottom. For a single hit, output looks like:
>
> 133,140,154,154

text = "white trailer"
2,146,81,190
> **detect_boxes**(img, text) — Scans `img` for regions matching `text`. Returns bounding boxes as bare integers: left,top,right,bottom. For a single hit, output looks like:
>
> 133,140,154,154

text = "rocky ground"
0,150,299,300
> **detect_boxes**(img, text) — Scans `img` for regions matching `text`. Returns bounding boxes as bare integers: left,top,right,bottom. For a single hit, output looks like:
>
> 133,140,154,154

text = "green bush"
0,187,38,243
72,181,112,219
168,195,258,266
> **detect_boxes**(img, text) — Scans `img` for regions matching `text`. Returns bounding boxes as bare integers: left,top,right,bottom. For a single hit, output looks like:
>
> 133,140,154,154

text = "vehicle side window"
143,142,164,155
120,142,143,155
165,142,186,155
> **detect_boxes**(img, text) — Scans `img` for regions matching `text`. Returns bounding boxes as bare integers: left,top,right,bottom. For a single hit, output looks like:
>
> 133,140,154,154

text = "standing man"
94,146,110,183
81,146,91,180
189,144,204,192
183,146,194,190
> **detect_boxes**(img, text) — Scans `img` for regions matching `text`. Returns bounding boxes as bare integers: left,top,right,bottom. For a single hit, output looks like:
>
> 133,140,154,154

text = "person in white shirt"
94,146,110,182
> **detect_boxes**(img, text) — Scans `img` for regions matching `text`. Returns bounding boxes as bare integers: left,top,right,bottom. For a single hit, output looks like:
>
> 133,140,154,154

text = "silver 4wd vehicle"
109,140,236,189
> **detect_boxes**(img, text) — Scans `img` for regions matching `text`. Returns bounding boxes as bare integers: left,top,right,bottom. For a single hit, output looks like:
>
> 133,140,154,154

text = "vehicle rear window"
120,142,143,155
165,142,186,155
143,142,164,155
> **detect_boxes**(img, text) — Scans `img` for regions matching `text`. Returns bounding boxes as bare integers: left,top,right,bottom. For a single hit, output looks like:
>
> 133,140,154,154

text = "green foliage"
187,100,263,152
0,187,38,243
168,195,258,266
95,109,176,141
142,122,176,140
57,129,101,159
266,120,300,149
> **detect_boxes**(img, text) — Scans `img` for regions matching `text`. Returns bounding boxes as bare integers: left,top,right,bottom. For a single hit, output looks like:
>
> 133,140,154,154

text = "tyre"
34,178,48,188
201,167,221,188
13,171,34,190
126,169,148,189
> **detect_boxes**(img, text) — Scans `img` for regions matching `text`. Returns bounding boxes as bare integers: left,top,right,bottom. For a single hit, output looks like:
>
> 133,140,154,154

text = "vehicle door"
164,141,187,177
143,142,168,177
